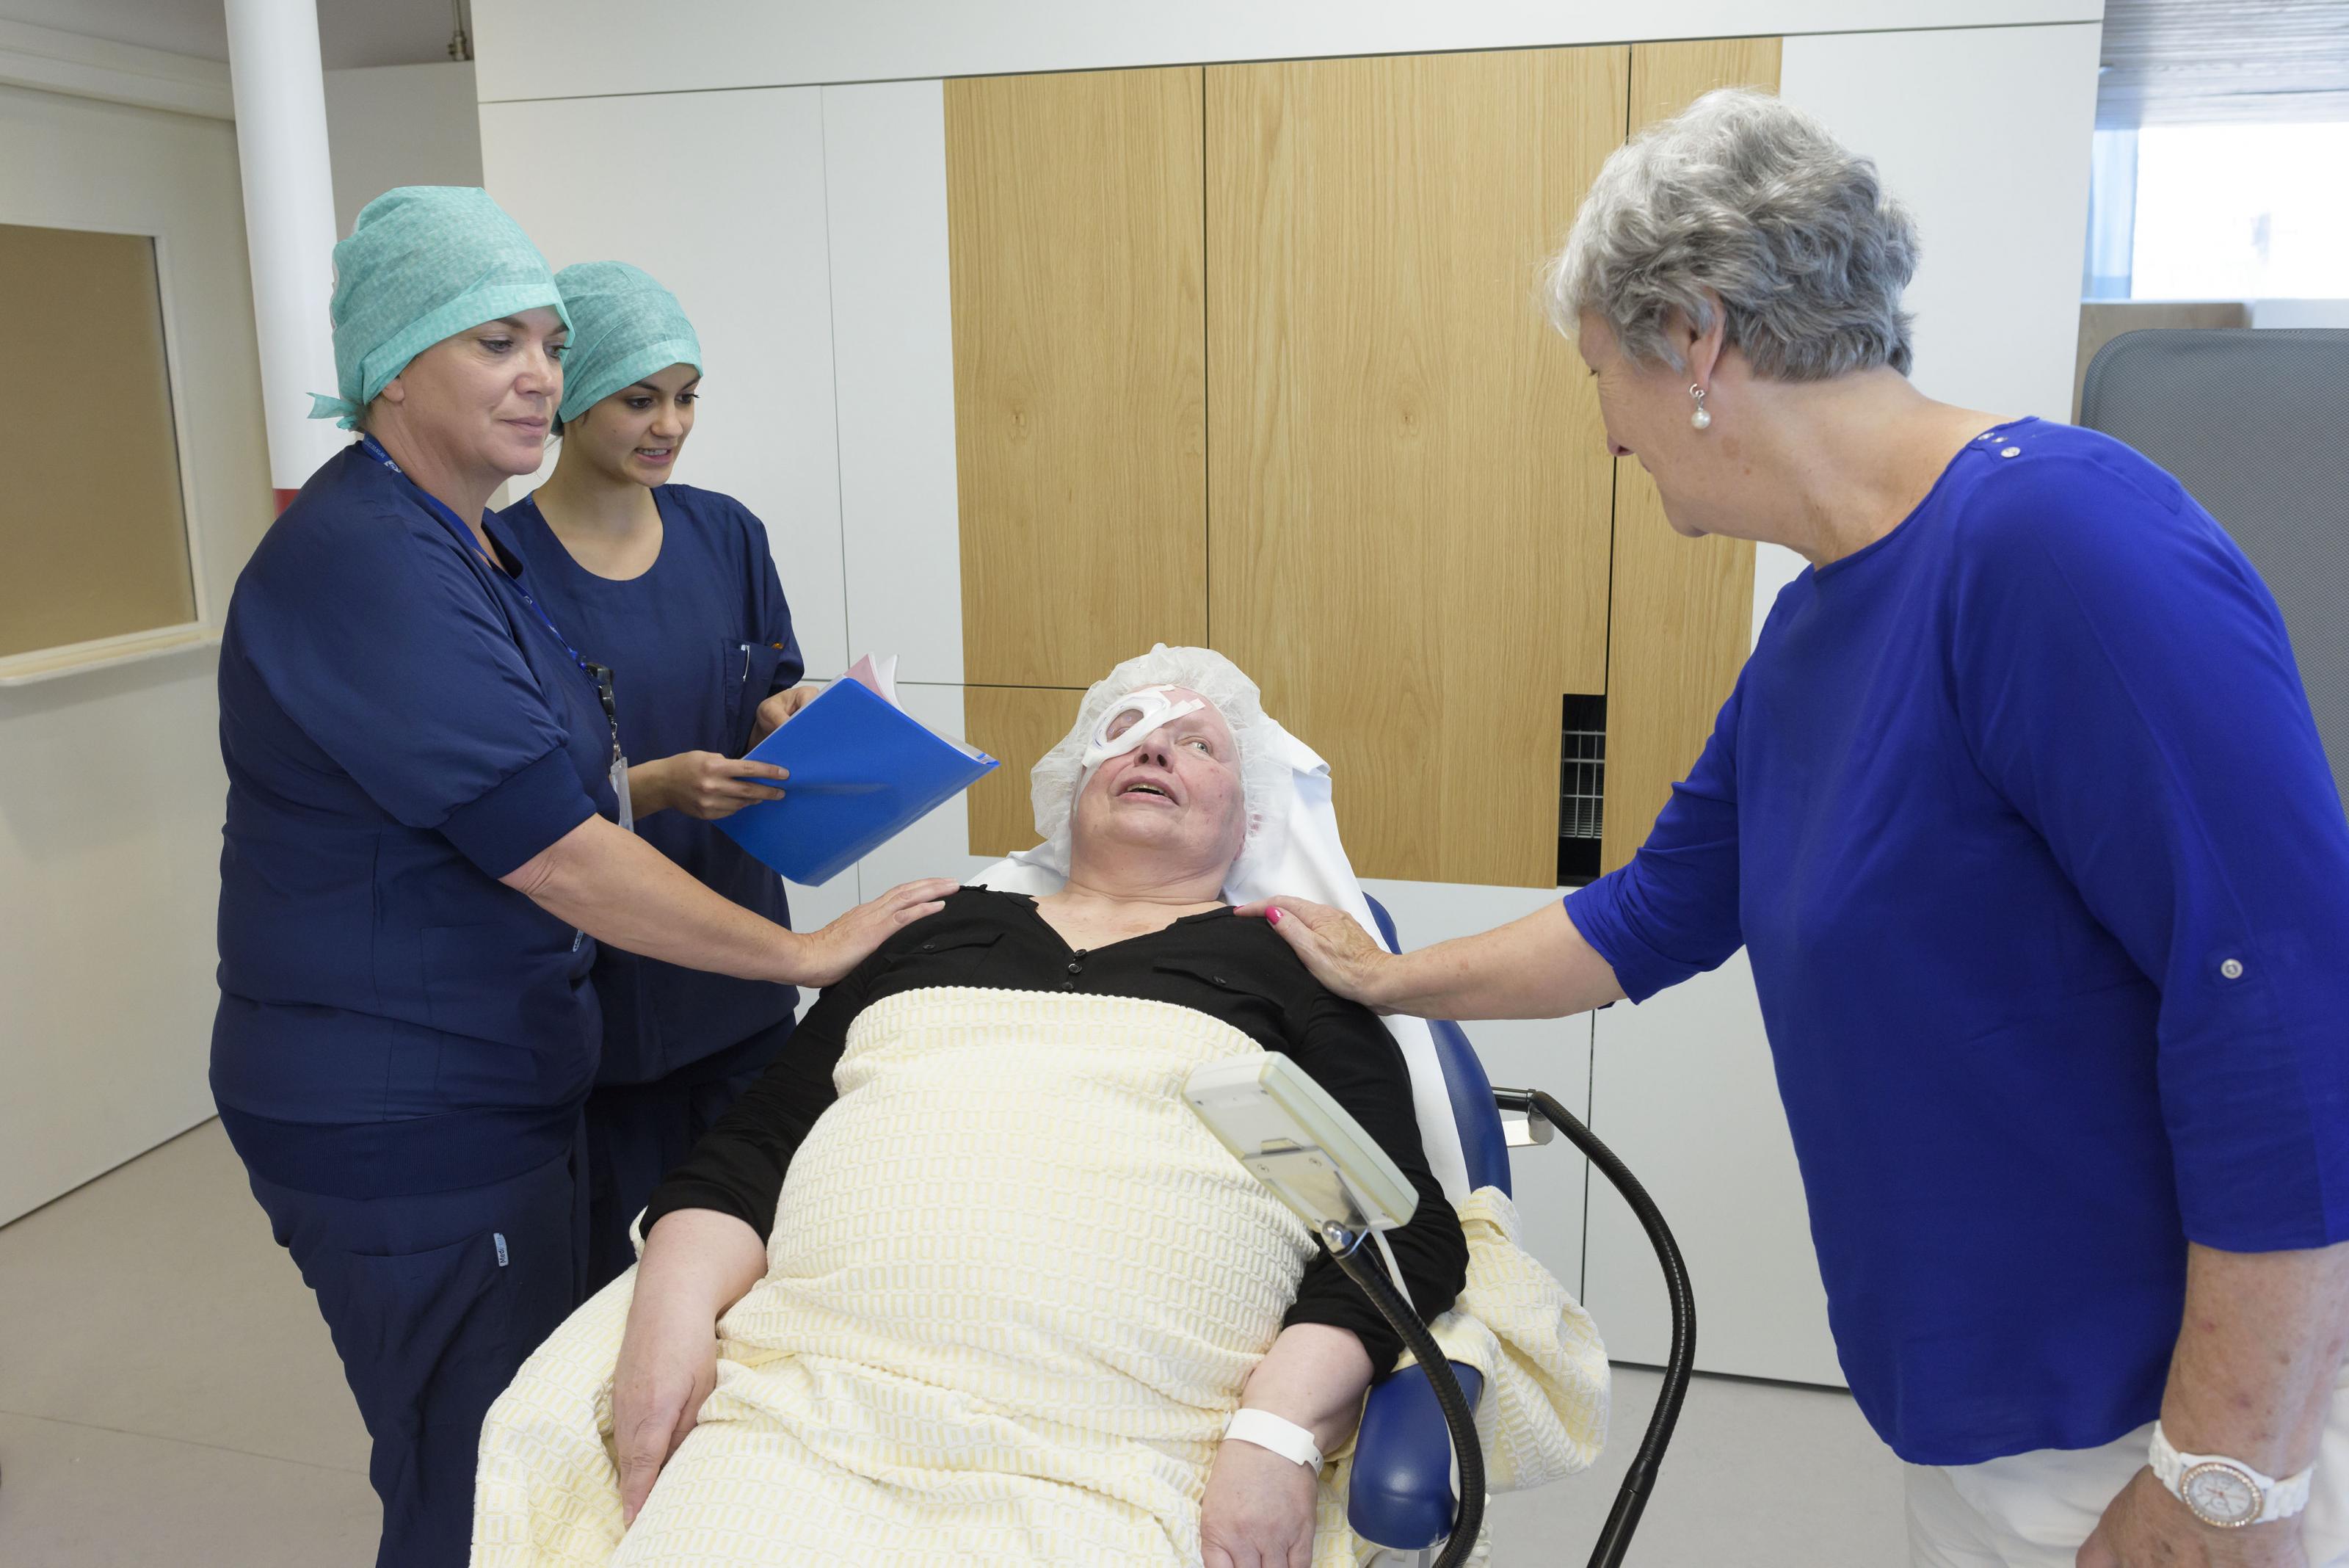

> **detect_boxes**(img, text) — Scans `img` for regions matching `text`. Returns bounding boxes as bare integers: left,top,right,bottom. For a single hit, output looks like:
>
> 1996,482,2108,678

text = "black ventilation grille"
1558,694,1606,888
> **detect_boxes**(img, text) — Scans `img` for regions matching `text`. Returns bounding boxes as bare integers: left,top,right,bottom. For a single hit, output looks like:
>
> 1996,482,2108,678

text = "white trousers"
1907,1360,2349,1567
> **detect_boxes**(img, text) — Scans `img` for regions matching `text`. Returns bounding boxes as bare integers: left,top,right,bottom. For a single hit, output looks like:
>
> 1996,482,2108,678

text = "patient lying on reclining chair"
475,647,1602,1567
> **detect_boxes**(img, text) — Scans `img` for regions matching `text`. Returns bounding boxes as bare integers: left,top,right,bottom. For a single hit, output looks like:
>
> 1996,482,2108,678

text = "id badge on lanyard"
609,753,634,834
583,661,632,835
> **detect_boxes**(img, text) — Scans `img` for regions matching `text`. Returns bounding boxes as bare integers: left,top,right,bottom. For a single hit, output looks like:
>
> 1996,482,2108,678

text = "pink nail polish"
1268,907,1282,926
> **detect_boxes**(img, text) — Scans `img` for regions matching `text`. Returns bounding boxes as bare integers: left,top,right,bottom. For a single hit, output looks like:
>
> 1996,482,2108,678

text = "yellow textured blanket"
473,987,1606,1567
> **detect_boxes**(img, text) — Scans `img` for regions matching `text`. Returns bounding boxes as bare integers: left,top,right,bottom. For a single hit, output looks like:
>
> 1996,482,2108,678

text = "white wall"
0,0,483,73
1754,22,2105,665
1359,879,1597,1297
310,0,476,73
1781,25,2102,427
474,0,2101,103
0,81,272,1224
323,62,482,238
824,80,963,686
2251,298,2349,329
0,0,228,63
1584,954,1842,1384
473,10,2107,1388
480,87,852,681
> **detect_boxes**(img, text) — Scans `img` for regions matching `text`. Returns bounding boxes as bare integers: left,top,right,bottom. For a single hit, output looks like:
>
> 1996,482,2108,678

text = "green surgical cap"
553,261,704,425
308,186,570,429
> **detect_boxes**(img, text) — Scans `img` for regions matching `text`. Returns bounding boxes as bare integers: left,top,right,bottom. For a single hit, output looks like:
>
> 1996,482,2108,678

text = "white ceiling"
2098,0,2349,126
0,0,473,71
13,0,2345,126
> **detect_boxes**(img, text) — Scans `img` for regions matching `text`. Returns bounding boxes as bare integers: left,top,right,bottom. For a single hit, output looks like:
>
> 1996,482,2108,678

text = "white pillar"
224,0,345,503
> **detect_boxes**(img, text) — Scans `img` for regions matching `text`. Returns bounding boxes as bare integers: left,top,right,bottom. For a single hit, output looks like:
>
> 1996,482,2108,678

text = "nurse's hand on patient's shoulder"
634,752,789,821
792,879,961,988
1200,1439,1318,1568
748,684,822,748
1237,897,1398,1014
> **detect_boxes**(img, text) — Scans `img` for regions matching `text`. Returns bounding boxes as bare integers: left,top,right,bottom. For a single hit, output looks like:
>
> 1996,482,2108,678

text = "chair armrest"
1344,1360,1485,1550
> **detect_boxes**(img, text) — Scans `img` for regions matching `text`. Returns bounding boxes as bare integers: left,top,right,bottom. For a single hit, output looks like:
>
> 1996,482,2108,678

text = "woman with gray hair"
1249,89,2349,1568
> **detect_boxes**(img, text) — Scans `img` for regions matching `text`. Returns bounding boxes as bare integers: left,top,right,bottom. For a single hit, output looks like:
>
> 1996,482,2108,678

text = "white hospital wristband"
1223,1408,1324,1470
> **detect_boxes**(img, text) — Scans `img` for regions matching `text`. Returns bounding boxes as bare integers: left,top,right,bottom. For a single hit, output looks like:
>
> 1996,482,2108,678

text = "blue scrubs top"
1567,419,2349,1465
492,484,803,1085
211,444,618,1199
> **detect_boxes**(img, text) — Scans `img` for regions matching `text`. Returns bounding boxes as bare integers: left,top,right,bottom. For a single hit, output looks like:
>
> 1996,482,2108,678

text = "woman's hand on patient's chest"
792,879,960,988
1200,1440,1318,1568
1237,896,1398,1013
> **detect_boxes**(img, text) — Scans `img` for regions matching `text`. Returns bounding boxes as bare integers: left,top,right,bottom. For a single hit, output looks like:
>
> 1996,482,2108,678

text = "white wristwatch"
1224,1408,1324,1470
2149,1422,2313,1528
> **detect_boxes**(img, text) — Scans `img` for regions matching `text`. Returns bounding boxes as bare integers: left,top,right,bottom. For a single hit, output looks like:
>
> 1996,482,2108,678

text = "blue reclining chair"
1343,897,1506,1561
1346,896,1694,1568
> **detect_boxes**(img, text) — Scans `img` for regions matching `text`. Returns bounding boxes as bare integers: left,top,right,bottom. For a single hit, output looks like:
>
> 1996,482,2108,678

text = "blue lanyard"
358,435,622,763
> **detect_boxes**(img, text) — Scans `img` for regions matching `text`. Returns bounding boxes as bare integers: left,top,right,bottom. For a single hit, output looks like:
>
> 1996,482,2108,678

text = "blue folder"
714,678,998,886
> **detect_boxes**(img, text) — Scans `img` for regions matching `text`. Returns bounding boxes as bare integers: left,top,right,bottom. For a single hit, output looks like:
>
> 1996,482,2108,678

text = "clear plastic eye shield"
1078,686,1206,774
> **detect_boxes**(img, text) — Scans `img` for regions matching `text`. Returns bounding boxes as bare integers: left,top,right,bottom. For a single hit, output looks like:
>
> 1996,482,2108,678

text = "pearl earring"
1688,384,1712,431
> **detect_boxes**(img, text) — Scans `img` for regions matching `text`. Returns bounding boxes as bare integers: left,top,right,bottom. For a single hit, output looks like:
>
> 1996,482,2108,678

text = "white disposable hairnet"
1028,645,1295,898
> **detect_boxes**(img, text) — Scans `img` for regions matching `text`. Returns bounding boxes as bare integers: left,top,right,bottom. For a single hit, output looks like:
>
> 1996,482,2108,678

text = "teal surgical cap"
308,186,570,429
553,261,704,426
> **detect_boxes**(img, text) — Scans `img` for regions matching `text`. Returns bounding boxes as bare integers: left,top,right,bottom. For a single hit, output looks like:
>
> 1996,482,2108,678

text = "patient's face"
1072,689,1248,881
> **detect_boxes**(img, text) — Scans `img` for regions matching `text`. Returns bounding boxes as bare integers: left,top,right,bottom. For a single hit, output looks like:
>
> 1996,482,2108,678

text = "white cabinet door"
1582,950,1843,1386
821,81,965,688
1360,878,1593,1299
479,87,850,678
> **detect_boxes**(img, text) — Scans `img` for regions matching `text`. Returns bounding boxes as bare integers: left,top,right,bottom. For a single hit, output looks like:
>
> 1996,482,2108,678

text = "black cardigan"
644,887,1468,1372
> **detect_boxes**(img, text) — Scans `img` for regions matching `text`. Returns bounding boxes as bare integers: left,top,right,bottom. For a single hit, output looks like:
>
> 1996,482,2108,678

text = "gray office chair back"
2079,328,2349,812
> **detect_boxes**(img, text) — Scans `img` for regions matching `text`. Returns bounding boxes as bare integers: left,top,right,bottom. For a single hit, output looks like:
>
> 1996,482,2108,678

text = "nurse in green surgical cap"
211,190,952,1567
491,261,823,1293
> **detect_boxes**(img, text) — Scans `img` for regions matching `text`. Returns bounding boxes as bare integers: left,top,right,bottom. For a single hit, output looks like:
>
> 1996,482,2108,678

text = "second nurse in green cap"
492,261,817,1290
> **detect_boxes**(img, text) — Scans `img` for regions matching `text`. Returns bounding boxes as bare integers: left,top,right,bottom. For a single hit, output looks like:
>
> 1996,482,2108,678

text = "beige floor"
0,1119,1911,1566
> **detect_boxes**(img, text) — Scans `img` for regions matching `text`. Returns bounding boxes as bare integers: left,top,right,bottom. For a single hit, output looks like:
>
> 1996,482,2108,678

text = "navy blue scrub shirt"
491,482,804,1085
212,443,620,1197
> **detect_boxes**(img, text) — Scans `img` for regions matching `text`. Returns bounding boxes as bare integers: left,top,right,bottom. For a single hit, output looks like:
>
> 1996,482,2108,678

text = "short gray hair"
1546,88,1918,381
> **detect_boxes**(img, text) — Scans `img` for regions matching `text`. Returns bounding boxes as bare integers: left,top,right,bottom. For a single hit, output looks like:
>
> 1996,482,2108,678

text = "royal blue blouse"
493,484,803,1085
212,446,617,1199
1566,418,2349,1464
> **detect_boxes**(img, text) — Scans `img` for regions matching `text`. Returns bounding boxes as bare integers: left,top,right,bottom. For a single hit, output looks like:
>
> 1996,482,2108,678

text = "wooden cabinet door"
965,685,1086,856
945,68,1208,690
1599,39,1779,874
1207,48,1626,887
